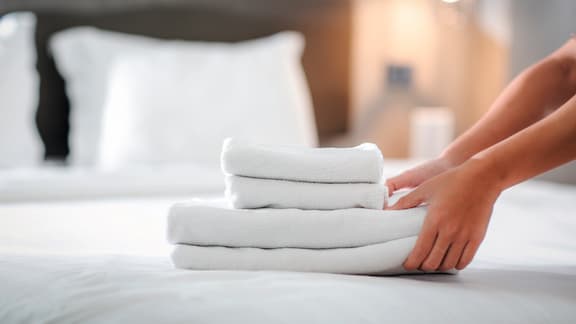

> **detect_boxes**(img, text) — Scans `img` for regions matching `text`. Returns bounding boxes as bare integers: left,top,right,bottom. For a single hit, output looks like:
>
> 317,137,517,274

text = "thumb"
387,189,426,210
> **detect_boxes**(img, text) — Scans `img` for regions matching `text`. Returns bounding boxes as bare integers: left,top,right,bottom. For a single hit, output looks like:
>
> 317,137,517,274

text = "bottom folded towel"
167,195,455,275
171,236,418,275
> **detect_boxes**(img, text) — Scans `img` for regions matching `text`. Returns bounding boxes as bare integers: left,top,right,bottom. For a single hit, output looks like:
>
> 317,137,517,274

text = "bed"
1,165,575,323
1,1,575,323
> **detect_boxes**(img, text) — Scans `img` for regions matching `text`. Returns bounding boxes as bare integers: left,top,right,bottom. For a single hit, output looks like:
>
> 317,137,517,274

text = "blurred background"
349,0,576,182
1,0,575,183
350,0,573,157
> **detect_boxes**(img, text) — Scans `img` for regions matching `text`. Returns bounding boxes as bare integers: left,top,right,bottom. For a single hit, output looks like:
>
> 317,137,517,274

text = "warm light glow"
442,0,460,3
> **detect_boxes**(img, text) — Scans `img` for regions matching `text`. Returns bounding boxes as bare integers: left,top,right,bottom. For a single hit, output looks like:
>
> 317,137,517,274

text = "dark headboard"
1,0,352,159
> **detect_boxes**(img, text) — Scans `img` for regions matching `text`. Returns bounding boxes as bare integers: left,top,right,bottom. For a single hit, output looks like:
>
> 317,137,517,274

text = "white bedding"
0,164,223,202
0,163,575,323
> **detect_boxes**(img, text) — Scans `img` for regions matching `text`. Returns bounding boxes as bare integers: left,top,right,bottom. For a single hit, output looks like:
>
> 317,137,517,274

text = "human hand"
386,157,455,196
387,160,502,271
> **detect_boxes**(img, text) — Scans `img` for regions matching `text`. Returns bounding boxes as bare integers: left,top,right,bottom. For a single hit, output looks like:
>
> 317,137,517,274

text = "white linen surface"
0,12,42,168
0,165,223,202
221,138,384,183
225,175,387,210
0,163,575,323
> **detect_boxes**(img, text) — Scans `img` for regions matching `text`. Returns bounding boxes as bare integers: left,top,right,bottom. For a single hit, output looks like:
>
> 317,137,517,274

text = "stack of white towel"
167,139,432,275
222,138,388,210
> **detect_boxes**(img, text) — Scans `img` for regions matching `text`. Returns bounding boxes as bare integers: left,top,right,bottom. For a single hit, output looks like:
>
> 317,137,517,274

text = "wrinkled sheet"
0,164,223,202
0,165,575,323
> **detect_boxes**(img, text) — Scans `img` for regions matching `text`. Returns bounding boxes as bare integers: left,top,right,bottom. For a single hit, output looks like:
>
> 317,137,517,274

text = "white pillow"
0,12,42,168
50,28,161,166
50,28,316,167
98,32,317,169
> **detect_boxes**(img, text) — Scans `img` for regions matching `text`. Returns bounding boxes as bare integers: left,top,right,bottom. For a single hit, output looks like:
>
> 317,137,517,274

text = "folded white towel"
171,237,417,275
166,198,451,275
225,175,388,210
167,199,425,249
221,138,384,183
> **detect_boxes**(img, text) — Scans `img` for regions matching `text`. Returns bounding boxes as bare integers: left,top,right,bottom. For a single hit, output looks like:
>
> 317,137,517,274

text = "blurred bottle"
410,107,454,159
355,64,436,158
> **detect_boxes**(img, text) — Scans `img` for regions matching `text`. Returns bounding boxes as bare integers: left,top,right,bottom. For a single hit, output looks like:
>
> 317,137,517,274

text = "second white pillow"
98,31,317,169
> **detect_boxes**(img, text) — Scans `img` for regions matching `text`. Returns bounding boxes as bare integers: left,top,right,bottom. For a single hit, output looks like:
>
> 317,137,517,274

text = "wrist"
458,156,506,197
438,149,461,169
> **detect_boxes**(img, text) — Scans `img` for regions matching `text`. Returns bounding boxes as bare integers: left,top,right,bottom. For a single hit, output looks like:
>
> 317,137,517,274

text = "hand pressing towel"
171,237,417,275
221,138,383,183
167,199,426,249
225,175,388,210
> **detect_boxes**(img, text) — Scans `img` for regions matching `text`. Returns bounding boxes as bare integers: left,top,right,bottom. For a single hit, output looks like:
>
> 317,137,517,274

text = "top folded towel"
221,138,384,183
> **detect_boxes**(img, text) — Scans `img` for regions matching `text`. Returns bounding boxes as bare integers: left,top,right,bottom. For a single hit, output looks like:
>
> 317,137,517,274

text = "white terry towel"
167,199,425,249
167,198,434,275
225,175,388,210
221,138,384,183
171,238,417,275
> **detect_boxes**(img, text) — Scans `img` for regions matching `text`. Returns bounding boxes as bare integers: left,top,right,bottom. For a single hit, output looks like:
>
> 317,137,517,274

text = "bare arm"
474,92,576,190
387,38,576,192
443,38,576,165
385,37,576,272
390,94,576,271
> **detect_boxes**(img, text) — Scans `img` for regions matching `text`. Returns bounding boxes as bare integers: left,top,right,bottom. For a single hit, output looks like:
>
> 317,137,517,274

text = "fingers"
439,241,467,271
456,238,482,270
386,180,396,197
387,189,426,210
403,224,437,271
419,234,452,272
386,173,416,195
404,216,474,272
405,233,482,272
406,235,469,272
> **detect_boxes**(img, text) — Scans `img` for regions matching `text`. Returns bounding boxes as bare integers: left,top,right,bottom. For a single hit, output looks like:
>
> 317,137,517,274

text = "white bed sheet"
0,163,575,323
0,164,224,202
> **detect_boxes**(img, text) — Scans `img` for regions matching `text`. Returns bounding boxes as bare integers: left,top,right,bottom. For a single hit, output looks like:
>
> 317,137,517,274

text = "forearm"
465,93,576,191
442,39,576,166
